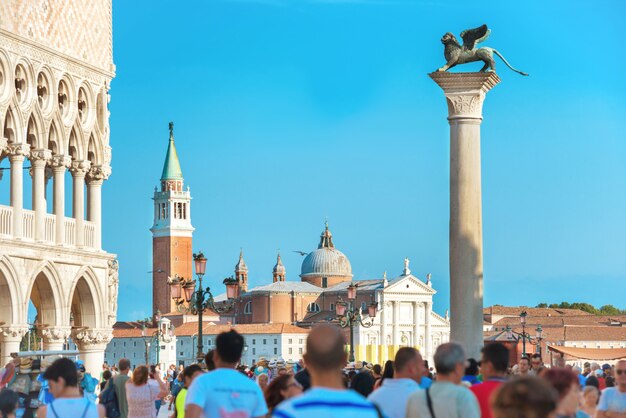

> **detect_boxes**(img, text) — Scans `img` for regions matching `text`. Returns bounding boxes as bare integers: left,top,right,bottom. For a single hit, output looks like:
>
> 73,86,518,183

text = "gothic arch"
3,102,24,144
47,115,65,155
68,125,85,160
0,256,24,324
35,64,55,118
26,261,64,327
69,266,104,329
26,108,46,150
87,133,103,165
0,48,13,106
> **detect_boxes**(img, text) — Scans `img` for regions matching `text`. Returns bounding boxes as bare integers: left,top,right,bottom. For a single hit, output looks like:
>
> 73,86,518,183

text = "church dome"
300,223,352,279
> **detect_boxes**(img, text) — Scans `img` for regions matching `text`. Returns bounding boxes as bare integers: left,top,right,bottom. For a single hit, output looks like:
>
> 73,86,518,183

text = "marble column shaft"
430,72,500,359
70,160,90,247
30,149,52,241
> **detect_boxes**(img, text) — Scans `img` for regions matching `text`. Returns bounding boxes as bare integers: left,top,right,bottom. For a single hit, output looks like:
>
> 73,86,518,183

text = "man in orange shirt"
470,343,509,418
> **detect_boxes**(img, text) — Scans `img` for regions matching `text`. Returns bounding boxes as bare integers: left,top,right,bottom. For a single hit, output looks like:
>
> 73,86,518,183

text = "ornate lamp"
347,283,357,300
170,276,182,300
505,324,513,340
367,302,378,319
194,252,207,276
335,302,347,317
520,311,527,325
183,281,196,302
223,276,240,299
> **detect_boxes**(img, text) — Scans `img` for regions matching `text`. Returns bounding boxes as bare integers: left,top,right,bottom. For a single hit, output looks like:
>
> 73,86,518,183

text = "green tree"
536,303,548,308
598,305,623,315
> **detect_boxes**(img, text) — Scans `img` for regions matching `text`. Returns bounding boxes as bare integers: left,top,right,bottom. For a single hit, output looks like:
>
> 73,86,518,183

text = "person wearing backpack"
108,358,131,418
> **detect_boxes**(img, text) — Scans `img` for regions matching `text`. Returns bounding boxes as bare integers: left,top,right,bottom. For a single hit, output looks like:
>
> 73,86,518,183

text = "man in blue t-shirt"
597,359,626,417
273,324,380,418
185,330,268,418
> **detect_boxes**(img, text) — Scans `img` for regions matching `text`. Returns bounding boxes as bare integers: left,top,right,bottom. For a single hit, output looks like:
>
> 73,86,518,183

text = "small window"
361,302,367,311
322,277,328,288
253,348,256,355
133,341,136,347
244,301,252,314
330,303,335,312
263,339,267,345
288,338,292,344
274,348,278,355
252,339,256,345
307,303,320,313
179,351,184,356
289,348,293,354
299,347,303,354
274,338,277,344
299,339,303,344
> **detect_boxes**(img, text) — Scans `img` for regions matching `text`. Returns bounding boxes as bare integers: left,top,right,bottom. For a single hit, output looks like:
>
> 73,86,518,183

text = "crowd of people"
0,324,625,417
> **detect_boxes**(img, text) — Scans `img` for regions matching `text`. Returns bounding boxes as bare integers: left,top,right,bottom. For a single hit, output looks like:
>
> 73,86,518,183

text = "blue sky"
106,0,626,320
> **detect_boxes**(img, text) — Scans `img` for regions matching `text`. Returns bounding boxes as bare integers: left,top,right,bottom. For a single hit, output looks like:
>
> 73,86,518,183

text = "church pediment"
385,274,436,295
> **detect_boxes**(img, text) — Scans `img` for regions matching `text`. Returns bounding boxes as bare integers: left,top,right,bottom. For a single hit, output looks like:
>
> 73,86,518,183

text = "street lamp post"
505,312,544,359
335,283,377,363
141,310,174,367
169,251,238,363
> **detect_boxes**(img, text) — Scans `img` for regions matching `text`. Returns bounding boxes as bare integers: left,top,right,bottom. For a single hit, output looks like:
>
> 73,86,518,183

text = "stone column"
86,166,106,249
7,144,29,239
30,149,52,241
379,301,387,363
41,327,71,351
424,302,432,360
429,72,500,359
70,160,90,247
392,301,399,346
51,156,71,245
0,326,28,366
73,328,111,376
412,301,420,348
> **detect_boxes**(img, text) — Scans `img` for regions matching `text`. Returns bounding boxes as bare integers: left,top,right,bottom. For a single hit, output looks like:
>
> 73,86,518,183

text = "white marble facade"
0,0,117,374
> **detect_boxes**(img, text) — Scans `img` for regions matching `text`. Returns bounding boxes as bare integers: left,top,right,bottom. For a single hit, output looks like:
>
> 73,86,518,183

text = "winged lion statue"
436,24,528,76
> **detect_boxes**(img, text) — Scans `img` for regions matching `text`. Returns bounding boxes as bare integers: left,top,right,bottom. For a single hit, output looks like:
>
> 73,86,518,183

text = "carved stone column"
424,302,432,361
392,301,399,346
86,166,108,249
7,144,29,239
429,72,500,359
412,301,420,348
72,328,112,375
50,155,71,245
70,160,90,247
30,149,52,241
41,326,71,351
0,326,29,365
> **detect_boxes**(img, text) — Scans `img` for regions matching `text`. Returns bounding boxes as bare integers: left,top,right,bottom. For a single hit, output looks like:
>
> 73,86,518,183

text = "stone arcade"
0,0,117,374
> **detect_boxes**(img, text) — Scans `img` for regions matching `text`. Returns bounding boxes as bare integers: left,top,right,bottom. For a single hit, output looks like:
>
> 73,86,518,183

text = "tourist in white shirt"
597,359,626,418
272,324,381,418
406,342,480,418
368,346,424,418
185,330,268,418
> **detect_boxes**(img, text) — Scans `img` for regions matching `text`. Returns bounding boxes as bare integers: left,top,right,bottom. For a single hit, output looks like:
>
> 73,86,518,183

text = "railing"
0,206,12,237
84,221,95,248
64,218,76,246
23,210,34,240
45,214,55,242
0,204,98,250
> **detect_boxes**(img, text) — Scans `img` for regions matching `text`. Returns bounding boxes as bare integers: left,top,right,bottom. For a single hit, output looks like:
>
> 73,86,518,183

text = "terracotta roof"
484,306,591,317
174,322,310,337
492,315,626,328
563,326,626,342
112,324,158,338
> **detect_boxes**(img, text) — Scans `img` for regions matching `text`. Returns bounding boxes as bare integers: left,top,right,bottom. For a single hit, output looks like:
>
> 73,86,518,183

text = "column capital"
6,143,30,160
0,137,7,153
429,72,500,120
72,328,113,347
30,148,52,167
41,326,72,343
86,165,111,183
0,325,30,340
50,155,72,170
69,159,91,176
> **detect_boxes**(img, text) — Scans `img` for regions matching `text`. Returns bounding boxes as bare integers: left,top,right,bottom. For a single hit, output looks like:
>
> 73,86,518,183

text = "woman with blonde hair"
126,365,168,418
579,385,599,418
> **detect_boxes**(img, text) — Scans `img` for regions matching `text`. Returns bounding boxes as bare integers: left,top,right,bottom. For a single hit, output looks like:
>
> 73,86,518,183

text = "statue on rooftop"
436,24,528,76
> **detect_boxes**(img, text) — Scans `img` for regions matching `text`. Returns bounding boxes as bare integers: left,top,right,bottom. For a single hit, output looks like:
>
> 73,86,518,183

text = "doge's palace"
0,0,117,374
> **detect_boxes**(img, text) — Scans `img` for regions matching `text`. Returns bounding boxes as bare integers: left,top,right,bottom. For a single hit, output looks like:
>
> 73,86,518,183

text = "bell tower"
151,122,194,315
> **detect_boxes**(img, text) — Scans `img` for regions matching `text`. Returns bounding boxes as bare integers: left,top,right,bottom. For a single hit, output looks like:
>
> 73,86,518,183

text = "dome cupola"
300,222,352,288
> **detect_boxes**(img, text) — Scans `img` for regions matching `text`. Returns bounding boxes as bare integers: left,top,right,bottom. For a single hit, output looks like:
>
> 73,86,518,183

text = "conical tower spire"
318,220,334,249
273,250,286,282
161,122,184,181
235,249,249,292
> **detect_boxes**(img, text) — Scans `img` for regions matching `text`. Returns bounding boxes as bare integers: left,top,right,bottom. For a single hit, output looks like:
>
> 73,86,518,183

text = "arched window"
244,301,252,315
307,303,320,313
330,303,335,312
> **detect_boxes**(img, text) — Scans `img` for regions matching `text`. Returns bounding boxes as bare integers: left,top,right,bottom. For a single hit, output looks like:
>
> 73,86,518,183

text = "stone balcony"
0,204,96,249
